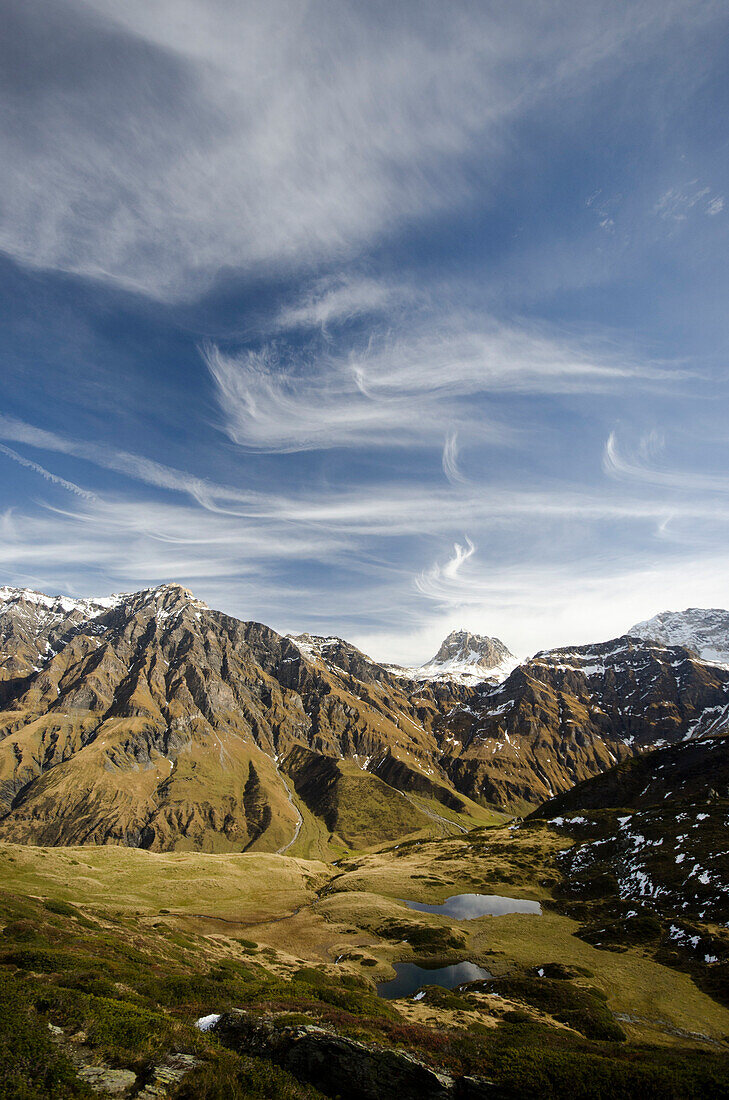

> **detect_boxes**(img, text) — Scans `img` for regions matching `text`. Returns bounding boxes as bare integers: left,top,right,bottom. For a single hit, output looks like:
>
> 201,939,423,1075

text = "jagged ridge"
1,584,728,847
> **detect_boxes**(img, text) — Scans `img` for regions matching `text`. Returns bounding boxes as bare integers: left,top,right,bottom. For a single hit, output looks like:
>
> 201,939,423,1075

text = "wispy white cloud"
2,414,729,661
275,275,404,332
0,413,259,513
5,412,729,544
0,0,727,672
0,1,719,299
604,431,729,493
205,315,669,453
0,443,96,500
415,537,475,599
442,431,466,485
585,188,620,232
653,181,724,221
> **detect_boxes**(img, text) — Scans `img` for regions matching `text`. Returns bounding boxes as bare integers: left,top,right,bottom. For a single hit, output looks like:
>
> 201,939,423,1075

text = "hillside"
528,734,729,1011
531,733,729,816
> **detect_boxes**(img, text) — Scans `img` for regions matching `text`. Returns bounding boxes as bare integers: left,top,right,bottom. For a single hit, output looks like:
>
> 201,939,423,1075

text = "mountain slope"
0,586,121,702
2,584,729,847
531,733,729,817
0,585,479,851
526,735,729,1004
435,636,729,811
629,607,729,666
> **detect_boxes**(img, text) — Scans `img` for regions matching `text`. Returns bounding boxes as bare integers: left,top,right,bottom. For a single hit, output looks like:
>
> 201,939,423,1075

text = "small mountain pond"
376,894,541,999
377,960,493,999
400,892,542,919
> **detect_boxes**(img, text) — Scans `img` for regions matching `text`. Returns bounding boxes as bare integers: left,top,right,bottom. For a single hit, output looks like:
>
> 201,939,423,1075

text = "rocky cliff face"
1,584,728,847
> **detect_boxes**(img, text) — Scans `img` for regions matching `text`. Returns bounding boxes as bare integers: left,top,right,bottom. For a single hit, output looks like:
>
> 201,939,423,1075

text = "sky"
0,0,728,664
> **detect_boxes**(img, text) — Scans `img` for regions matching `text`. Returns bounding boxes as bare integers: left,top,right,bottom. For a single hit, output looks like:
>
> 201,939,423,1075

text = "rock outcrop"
214,1012,505,1100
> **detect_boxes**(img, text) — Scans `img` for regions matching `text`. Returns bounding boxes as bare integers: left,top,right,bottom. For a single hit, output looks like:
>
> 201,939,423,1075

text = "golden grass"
0,841,328,922
2,820,729,1049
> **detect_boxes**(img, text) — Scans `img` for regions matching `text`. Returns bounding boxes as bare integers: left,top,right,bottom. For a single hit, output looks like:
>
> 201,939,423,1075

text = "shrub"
84,997,174,1061
43,900,79,919
490,977,626,1042
0,974,91,1098
2,948,76,973
171,1049,322,1099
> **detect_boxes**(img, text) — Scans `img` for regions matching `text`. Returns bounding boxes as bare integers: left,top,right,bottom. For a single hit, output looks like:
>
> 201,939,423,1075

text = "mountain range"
0,583,727,852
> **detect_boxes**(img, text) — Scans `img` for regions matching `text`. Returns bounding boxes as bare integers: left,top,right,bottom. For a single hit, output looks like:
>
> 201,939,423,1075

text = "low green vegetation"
0,972,92,1099
1,820,729,1098
171,1050,324,1099
487,975,626,1042
375,917,467,953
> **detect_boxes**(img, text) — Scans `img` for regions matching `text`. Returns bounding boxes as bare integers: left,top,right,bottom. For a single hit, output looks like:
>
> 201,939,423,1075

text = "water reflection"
377,960,493,999
401,893,541,918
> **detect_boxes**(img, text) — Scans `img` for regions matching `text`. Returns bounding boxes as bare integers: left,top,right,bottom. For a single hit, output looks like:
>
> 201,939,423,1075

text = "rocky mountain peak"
628,607,729,667
429,629,514,669
117,582,208,617
389,628,518,685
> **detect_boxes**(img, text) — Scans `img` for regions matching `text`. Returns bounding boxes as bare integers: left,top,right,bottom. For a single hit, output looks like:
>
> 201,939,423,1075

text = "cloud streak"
442,431,466,485
205,314,669,453
1,1,728,666
0,443,96,500
275,275,404,332
604,431,729,494
5,412,729,542
2,412,729,662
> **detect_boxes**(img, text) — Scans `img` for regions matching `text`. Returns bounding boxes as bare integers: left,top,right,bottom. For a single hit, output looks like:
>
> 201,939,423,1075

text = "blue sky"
1,0,728,662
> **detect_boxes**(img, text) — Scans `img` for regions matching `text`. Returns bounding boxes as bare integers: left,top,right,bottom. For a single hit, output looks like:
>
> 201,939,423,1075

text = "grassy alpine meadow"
2,822,729,1097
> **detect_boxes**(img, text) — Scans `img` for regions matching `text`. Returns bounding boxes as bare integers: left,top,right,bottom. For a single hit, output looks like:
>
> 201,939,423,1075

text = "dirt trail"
400,791,467,834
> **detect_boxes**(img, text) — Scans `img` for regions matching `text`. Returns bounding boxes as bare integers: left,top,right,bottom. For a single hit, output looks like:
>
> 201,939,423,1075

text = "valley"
3,796,729,1098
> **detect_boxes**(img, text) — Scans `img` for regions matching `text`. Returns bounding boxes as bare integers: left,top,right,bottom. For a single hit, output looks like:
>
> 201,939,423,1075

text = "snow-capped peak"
391,629,519,685
0,585,122,620
628,608,729,667
0,583,207,628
